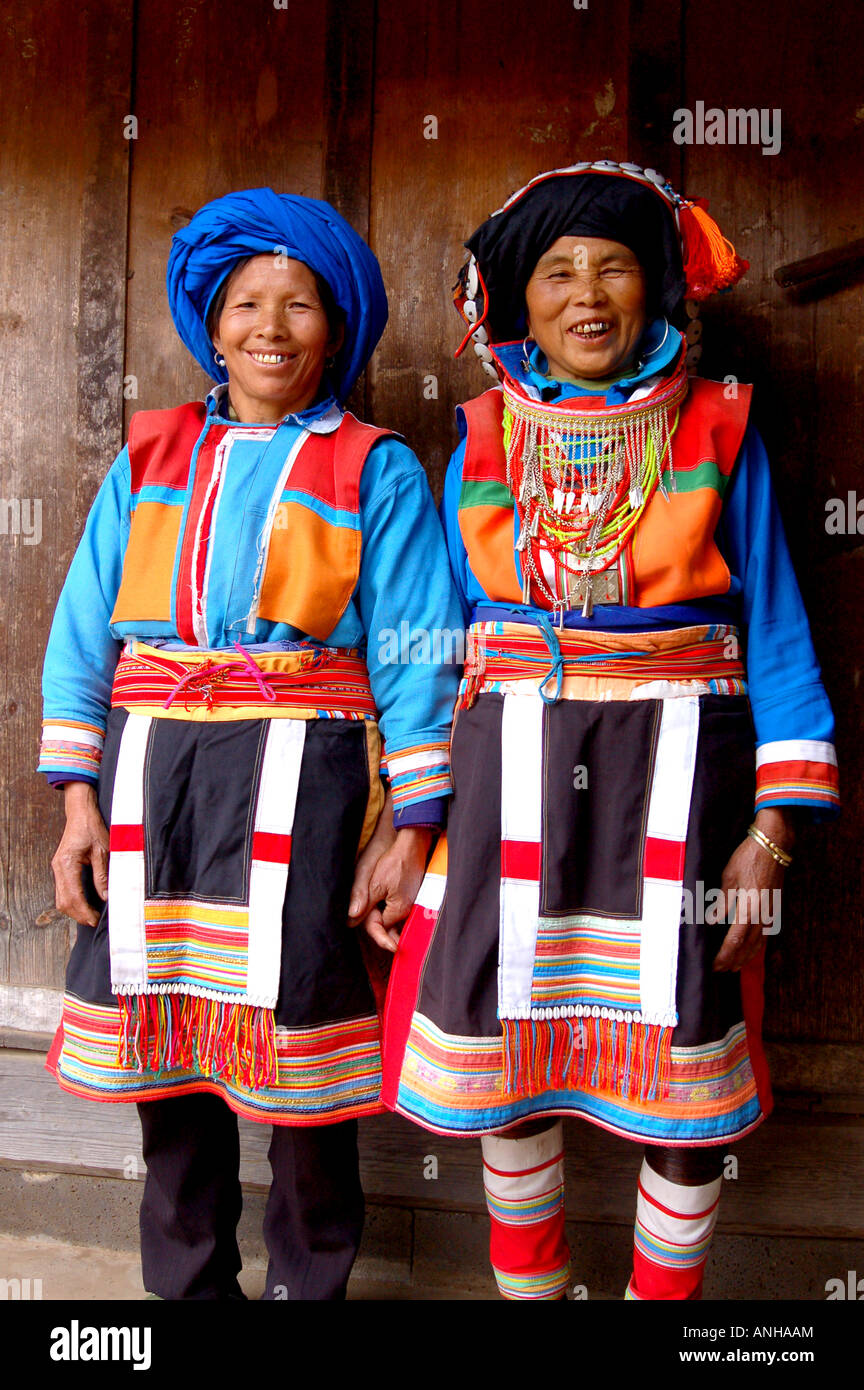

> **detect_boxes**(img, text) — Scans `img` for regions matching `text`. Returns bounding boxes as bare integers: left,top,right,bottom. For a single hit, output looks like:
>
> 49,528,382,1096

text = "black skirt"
48,709,386,1125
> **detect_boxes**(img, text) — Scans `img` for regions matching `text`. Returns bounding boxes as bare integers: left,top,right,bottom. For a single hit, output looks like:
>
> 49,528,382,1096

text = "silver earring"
521,336,534,372
641,319,671,359
214,351,226,367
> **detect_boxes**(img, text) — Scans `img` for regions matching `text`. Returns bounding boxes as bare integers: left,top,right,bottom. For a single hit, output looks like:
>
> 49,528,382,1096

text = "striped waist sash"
112,640,378,719
461,620,746,707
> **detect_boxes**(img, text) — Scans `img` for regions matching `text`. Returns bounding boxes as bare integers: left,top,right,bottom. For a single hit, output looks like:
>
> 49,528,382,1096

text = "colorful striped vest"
456,378,752,608
110,403,392,641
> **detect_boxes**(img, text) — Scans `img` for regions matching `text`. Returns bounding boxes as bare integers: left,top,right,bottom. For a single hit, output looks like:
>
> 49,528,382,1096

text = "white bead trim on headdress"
457,161,687,376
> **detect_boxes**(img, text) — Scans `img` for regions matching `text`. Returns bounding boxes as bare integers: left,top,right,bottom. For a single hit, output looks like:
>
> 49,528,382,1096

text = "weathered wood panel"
123,0,329,423
627,0,683,183
1,0,332,1015
322,0,377,420
0,985,62,1037
683,1,864,1041
0,2,133,1012
368,0,631,495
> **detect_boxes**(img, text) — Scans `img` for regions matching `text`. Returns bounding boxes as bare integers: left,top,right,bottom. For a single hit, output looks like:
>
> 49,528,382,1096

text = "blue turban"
166,188,388,402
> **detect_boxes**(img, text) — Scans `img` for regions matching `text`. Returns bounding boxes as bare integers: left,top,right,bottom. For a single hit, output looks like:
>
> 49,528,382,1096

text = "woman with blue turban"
39,188,462,1300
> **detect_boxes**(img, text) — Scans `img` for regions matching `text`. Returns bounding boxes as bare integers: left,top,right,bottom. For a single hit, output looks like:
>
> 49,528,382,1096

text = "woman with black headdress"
382,161,838,1300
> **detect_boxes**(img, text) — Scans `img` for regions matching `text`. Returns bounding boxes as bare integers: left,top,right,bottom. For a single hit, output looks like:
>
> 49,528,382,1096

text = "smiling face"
524,235,648,382
211,254,344,423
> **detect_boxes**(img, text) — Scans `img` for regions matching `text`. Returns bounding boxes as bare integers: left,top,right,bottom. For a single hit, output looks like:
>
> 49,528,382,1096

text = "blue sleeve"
717,423,838,817
357,438,464,827
38,448,131,780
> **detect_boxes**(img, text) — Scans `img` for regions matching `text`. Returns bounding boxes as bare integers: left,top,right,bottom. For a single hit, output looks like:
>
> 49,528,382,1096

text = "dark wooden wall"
1,1,134,1029
2,1,861,1069
681,0,864,1045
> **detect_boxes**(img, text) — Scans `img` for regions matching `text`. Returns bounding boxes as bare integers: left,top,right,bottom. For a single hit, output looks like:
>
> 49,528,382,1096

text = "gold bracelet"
747,824,793,868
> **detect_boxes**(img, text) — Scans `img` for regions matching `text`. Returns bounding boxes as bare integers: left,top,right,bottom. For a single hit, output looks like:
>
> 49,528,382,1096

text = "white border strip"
756,739,836,767
108,714,152,990
41,723,104,749
638,696,700,1024
246,719,307,1004
498,693,544,1019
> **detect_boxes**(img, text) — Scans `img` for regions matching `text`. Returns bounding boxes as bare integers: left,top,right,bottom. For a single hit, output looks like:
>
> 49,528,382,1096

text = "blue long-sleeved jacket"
39,387,464,827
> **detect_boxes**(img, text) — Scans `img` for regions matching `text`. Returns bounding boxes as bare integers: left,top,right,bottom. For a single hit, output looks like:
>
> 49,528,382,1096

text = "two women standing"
41,166,837,1301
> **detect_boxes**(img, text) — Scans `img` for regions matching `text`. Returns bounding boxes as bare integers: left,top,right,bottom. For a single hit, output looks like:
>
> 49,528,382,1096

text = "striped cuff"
385,742,452,812
38,720,105,780
755,740,839,817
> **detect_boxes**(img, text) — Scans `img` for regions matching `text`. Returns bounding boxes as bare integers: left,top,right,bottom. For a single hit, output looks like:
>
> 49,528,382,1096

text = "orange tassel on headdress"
679,197,749,300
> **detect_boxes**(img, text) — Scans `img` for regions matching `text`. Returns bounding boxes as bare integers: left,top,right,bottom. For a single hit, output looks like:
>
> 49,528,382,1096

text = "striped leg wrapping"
625,1160,721,1301
481,1122,570,1300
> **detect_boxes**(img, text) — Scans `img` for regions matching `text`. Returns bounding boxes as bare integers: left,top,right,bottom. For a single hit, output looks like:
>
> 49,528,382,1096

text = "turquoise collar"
496,318,683,406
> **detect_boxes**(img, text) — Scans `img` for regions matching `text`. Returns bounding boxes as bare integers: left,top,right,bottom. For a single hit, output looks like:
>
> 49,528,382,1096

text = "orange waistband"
461,620,746,707
111,641,377,719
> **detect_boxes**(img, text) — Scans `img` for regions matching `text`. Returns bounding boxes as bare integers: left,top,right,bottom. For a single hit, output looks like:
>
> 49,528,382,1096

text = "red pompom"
679,199,749,300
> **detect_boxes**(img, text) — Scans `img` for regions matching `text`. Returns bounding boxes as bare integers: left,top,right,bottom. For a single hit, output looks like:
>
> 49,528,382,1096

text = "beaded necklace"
502,350,689,618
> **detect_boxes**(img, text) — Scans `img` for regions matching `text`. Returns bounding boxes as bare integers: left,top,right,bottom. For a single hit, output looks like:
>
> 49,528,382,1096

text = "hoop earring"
214,351,226,368
521,336,534,372
641,318,671,359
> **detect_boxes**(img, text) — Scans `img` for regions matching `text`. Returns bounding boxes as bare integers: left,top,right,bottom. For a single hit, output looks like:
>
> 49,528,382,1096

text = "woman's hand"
50,782,109,928
712,808,795,971
348,788,397,923
357,827,436,954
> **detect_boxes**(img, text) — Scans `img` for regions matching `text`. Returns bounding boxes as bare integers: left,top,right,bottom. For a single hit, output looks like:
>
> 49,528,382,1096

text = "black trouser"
136,1093,364,1300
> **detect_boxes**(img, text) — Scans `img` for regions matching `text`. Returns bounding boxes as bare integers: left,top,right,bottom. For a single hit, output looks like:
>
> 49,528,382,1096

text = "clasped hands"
348,790,433,953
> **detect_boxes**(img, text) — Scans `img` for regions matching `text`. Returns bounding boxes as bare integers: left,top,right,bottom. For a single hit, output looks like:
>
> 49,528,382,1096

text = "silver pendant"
576,569,622,615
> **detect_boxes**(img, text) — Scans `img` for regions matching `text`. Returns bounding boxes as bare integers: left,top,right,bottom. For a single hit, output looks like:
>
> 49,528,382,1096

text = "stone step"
3,1046,864,1300
3,1048,864,1240
1,1166,862,1301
